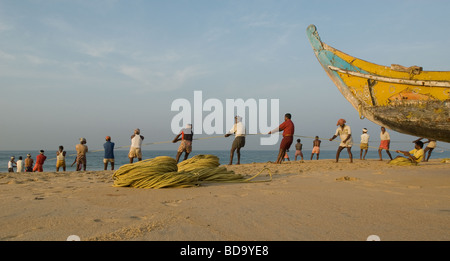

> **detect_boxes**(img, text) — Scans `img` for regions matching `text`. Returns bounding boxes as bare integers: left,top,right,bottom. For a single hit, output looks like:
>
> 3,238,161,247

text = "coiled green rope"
112,154,272,189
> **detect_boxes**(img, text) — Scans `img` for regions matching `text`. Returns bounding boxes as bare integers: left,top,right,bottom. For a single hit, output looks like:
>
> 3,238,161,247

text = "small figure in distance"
103,136,115,170
129,129,144,164
311,136,321,160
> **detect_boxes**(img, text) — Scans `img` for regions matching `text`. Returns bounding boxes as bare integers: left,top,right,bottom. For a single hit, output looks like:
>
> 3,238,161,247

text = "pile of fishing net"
388,157,418,166
112,154,268,189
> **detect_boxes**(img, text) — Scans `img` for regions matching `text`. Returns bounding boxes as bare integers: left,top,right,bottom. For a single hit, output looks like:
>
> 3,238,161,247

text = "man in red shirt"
269,113,295,164
33,150,47,172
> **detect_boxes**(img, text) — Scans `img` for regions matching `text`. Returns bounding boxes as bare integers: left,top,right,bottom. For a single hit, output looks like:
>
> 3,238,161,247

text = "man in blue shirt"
103,136,115,170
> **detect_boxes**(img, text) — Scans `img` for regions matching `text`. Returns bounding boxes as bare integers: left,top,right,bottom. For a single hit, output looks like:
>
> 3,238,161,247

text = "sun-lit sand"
0,158,449,241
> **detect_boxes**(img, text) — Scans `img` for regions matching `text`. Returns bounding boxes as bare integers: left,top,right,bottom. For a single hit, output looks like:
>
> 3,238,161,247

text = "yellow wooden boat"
306,25,450,142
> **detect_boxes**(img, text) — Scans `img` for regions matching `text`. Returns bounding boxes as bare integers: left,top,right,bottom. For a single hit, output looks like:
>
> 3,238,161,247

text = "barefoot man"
73,138,88,171
268,113,295,164
173,124,194,163
378,127,393,161
329,119,353,163
129,129,144,163
225,116,246,165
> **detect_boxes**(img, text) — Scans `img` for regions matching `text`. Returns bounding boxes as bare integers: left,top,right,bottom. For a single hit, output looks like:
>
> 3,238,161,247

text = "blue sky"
1,0,449,152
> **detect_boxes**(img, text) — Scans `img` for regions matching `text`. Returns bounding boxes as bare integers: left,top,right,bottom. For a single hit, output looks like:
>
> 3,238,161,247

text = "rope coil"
112,154,272,189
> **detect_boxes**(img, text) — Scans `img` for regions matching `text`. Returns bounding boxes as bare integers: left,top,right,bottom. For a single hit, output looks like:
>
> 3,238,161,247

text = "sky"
1,0,450,152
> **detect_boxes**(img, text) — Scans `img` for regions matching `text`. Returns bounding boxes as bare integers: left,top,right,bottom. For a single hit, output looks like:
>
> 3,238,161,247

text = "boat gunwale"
328,65,450,88
322,42,450,74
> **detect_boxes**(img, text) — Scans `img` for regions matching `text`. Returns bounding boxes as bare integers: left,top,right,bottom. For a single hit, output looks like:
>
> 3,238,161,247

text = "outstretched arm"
172,134,182,143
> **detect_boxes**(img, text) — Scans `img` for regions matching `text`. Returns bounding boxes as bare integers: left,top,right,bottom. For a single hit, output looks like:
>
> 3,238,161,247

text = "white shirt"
380,131,390,141
16,160,24,172
227,122,246,137
335,125,353,147
131,135,143,148
8,161,15,169
360,133,369,143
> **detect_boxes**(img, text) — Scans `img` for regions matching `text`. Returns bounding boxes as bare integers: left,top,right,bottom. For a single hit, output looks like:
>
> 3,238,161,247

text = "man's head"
315,136,319,139
27,154,31,158
80,138,86,144
362,128,368,133
337,119,346,127
297,139,300,143
39,150,44,154
235,116,242,123
381,126,386,133
134,128,140,135
59,145,64,151
105,136,111,141
285,113,292,120
415,140,424,150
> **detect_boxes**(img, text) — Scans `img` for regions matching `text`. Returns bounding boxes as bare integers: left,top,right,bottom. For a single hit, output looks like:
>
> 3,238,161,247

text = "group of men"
6,116,439,172
7,151,46,173
330,119,436,164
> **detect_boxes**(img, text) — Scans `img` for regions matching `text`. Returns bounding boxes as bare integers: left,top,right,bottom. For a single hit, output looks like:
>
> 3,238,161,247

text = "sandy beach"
0,158,449,241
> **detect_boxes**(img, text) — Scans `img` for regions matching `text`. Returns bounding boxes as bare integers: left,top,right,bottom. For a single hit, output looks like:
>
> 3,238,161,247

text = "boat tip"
306,24,317,32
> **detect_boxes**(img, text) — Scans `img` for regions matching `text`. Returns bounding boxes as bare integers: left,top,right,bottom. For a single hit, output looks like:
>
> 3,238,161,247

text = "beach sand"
0,158,449,241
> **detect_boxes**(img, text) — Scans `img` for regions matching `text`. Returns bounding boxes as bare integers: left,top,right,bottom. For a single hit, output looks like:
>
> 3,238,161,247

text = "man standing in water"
225,116,246,165
269,113,295,164
329,119,353,163
129,128,144,163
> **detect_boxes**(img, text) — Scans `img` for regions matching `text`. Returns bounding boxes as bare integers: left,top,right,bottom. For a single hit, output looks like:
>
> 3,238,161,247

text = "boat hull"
306,25,450,142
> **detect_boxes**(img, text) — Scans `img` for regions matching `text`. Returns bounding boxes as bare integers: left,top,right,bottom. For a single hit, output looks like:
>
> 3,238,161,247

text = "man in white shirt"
360,128,370,160
225,116,246,165
16,156,24,172
329,118,353,163
378,126,393,161
129,128,144,163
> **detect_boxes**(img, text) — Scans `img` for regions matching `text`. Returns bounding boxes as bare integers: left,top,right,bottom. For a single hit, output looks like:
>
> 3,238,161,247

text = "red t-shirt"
279,119,295,137
36,154,47,165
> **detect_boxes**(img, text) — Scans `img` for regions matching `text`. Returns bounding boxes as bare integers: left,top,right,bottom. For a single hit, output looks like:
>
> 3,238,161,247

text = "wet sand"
0,158,449,241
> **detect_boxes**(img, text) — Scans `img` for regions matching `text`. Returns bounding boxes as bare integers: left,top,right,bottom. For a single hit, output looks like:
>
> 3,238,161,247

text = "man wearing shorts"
25,154,33,172
294,139,304,161
56,145,66,172
269,113,295,164
129,129,144,163
329,119,353,163
360,128,369,160
74,138,88,171
225,116,246,165
311,136,321,160
173,124,193,163
378,127,393,161
103,136,115,170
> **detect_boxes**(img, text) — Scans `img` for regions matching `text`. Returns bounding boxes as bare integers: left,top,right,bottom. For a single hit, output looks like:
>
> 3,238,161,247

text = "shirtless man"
310,136,321,160
25,154,33,172
294,139,303,161
73,138,88,171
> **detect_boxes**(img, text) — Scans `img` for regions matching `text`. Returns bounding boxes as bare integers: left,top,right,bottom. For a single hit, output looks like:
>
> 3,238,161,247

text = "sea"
1,148,450,173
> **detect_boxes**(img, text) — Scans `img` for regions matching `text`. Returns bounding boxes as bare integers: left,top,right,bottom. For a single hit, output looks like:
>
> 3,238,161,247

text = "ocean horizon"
2,148,450,173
